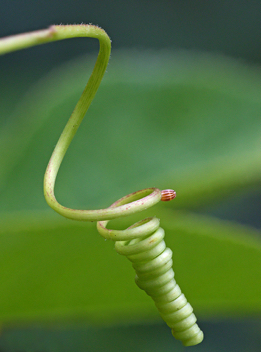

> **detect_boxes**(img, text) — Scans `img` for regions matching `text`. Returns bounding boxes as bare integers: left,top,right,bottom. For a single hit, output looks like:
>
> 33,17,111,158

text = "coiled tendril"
97,189,203,346
0,24,203,346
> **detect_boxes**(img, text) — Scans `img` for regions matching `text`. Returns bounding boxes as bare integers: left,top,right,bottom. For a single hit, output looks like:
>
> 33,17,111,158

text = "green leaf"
0,51,261,212
0,210,260,324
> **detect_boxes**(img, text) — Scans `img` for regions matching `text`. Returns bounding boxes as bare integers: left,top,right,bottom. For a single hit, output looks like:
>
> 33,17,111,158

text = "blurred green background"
0,1,260,351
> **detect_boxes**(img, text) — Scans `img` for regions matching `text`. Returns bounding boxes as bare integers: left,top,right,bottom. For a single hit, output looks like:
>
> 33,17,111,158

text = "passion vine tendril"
0,24,203,346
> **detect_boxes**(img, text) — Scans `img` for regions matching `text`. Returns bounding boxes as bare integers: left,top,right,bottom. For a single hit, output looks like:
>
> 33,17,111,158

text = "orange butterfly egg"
161,189,176,201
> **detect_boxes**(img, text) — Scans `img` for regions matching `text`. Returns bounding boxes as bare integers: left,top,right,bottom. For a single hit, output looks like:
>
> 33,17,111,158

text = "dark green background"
0,1,260,351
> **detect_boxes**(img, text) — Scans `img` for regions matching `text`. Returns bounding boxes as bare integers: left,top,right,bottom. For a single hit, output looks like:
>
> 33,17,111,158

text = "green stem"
0,24,162,221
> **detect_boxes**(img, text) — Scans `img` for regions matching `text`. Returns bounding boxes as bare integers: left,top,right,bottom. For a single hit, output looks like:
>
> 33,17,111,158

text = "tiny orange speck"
161,189,176,201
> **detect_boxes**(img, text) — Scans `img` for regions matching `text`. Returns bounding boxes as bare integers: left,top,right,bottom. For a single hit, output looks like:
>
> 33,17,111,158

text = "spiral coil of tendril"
97,188,203,347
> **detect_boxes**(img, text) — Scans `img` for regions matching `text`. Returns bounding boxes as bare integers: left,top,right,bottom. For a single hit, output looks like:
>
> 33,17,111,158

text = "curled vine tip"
161,189,176,201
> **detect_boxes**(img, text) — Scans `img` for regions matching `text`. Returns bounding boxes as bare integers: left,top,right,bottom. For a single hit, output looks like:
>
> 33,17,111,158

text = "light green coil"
97,189,204,347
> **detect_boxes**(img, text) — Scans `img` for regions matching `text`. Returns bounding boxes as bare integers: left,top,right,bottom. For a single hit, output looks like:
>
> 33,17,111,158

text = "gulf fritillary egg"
161,189,176,201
